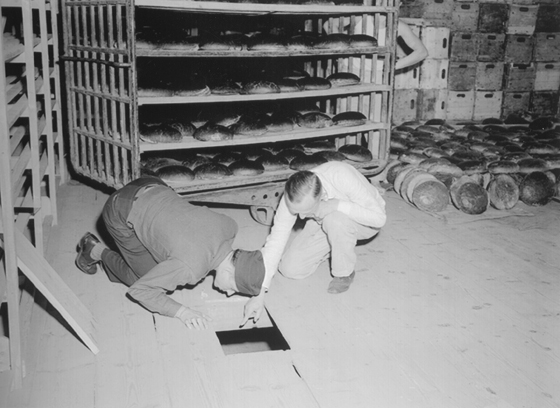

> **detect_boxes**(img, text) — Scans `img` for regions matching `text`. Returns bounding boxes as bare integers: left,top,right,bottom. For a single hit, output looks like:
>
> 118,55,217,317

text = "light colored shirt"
260,161,386,289
126,186,237,317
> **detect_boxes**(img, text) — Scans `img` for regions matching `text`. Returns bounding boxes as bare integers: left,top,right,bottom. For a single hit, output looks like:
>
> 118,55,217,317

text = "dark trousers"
100,176,167,286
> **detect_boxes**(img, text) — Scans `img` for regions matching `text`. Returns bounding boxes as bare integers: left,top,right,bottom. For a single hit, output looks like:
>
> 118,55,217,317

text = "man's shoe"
327,271,355,294
76,232,101,275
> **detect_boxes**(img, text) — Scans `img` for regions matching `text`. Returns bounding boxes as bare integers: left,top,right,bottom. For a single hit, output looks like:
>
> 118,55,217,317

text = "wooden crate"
451,2,480,32
419,59,449,89
505,34,535,63
394,66,421,89
533,33,560,62
505,63,536,91
393,89,419,124
476,62,505,90
530,91,559,115
446,90,475,120
502,92,531,116
450,32,479,61
448,61,477,91
477,33,506,61
534,62,560,91
474,91,504,120
478,3,509,33
507,4,539,35
421,26,450,59
418,89,448,120
399,0,454,20
535,5,560,32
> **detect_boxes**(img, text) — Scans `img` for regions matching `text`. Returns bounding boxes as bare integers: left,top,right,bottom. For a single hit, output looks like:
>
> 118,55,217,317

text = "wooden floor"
1,179,559,408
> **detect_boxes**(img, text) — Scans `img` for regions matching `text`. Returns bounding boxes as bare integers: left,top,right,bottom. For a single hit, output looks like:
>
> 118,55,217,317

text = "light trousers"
279,211,379,279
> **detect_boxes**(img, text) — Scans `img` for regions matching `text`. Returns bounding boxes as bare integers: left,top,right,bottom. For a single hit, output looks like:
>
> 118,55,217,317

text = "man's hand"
175,306,212,330
313,199,340,220
240,291,266,328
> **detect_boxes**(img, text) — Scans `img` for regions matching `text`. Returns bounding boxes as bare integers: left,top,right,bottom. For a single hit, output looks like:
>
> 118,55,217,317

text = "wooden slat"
12,229,99,355
137,84,391,106
0,16,24,390
135,0,396,15
136,46,389,58
139,122,388,152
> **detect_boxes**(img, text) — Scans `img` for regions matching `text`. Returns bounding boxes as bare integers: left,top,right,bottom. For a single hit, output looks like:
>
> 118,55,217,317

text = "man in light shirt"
241,161,386,326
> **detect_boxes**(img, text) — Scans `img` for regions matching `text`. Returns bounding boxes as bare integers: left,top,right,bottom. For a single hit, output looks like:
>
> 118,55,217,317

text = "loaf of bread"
193,122,234,142
333,111,367,127
194,163,233,180
326,72,361,87
297,112,333,129
289,154,328,170
337,144,372,162
228,159,265,176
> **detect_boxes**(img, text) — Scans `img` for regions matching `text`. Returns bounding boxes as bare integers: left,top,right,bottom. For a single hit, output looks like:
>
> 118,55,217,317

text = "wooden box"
477,33,506,61
533,33,560,62
530,91,559,115
504,34,535,63
507,5,539,35
450,32,479,61
476,62,505,90
446,91,475,120
400,0,454,20
418,89,448,120
448,62,477,91
421,26,451,59
505,63,536,91
393,89,420,124
452,2,480,32
478,3,509,33
394,65,421,89
502,92,531,116
535,5,560,32
474,91,504,120
534,62,560,91
419,59,450,89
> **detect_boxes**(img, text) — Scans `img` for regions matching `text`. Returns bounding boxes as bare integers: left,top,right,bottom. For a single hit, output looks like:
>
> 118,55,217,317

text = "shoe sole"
75,235,99,275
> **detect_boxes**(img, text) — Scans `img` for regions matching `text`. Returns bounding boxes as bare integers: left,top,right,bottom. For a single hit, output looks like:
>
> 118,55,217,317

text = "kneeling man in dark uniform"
75,176,265,330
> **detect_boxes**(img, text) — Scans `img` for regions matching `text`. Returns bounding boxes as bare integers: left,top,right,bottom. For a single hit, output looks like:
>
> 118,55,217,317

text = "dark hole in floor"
216,311,290,355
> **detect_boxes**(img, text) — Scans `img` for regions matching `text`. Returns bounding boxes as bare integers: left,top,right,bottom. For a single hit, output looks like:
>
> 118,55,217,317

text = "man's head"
285,170,323,218
214,249,265,297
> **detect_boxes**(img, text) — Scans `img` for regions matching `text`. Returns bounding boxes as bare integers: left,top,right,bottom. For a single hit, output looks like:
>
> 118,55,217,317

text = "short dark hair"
285,171,322,203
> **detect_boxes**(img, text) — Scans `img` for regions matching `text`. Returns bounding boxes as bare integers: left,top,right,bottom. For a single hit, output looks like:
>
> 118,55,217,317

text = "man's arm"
127,258,199,318
395,20,429,71
241,196,296,326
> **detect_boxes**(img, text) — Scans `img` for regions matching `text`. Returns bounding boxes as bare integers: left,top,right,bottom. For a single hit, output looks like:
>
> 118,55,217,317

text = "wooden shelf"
140,122,387,152
135,0,397,15
138,83,390,105
136,46,389,58
167,158,387,193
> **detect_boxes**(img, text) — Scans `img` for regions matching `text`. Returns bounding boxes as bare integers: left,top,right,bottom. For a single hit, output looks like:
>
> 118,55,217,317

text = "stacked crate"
393,20,423,124
398,0,560,121
392,17,451,123
531,1,560,116
445,0,478,120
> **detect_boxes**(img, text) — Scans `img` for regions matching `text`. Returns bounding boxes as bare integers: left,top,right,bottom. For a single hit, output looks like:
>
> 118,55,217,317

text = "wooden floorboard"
0,182,558,408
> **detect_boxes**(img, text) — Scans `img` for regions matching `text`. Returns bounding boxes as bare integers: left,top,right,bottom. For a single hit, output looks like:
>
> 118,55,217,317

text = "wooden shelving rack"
1,0,65,388
61,0,398,214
